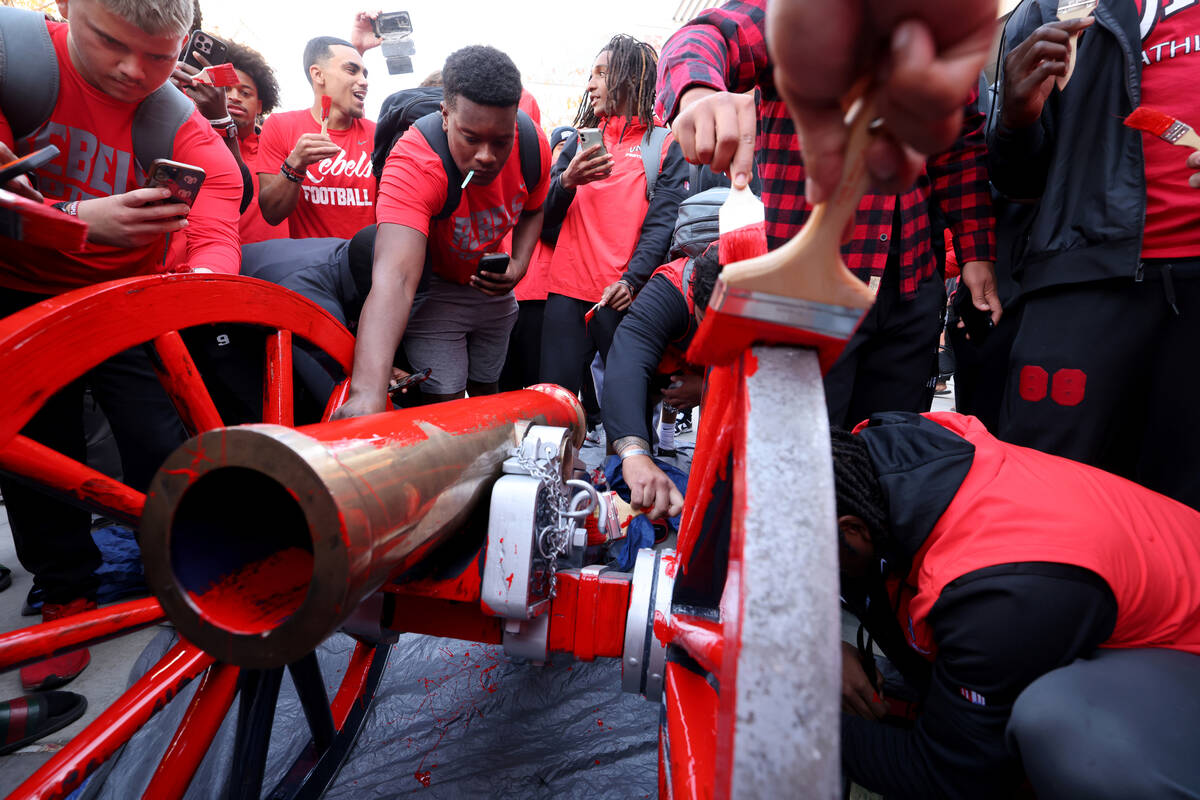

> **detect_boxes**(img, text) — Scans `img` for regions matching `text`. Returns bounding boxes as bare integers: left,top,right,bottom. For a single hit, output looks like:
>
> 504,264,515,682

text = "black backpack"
372,88,542,220
669,187,728,260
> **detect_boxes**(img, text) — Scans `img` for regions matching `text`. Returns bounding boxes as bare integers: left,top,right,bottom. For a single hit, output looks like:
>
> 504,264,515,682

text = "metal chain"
514,441,572,597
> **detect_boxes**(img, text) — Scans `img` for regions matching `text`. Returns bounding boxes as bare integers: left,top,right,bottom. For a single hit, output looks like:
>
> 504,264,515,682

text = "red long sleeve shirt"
656,0,996,299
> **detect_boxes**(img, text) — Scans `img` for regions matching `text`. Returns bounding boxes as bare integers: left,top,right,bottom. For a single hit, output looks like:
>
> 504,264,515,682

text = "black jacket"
841,413,1116,800
987,0,1146,294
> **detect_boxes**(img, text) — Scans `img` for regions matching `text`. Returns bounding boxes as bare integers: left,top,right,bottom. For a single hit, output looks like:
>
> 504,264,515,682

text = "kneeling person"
335,45,549,416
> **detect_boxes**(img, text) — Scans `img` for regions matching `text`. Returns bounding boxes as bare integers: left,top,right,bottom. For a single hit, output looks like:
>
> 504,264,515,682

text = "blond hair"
94,0,193,36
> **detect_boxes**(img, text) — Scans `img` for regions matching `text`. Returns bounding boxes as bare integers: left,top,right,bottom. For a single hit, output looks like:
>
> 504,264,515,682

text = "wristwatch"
215,121,238,140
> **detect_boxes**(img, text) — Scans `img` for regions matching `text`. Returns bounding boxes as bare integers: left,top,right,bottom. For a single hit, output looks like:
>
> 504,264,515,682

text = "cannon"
0,274,839,799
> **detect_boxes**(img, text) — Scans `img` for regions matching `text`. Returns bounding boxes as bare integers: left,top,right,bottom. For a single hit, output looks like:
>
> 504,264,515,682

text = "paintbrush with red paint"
0,187,88,250
685,91,878,371
320,95,333,136
1124,107,1200,151
195,62,238,88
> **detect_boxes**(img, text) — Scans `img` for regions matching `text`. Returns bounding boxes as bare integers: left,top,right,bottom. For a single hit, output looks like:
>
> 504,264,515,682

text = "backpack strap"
0,7,59,142
640,125,670,201
131,83,197,174
415,108,542,221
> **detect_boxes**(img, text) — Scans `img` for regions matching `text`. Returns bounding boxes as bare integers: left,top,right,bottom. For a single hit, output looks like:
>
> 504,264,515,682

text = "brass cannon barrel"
140,385,584,668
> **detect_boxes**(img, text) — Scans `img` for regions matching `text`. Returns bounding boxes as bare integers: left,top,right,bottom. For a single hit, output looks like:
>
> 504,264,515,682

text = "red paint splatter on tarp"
414,770,431,787
597,719,604,726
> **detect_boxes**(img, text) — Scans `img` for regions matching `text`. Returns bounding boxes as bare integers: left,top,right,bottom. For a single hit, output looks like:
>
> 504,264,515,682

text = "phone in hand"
577,128,607,158
144,159,207,207
952,286,994,346
0,145,59,185
388,367,431,398
476,253,510,278
182,30,229,70
373,11,414,36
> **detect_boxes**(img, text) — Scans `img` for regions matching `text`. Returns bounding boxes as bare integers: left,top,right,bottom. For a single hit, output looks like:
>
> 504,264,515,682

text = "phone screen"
145,160,206,207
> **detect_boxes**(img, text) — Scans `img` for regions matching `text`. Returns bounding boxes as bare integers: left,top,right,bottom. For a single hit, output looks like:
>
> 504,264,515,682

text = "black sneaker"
22,585,44,617
674,417,693,435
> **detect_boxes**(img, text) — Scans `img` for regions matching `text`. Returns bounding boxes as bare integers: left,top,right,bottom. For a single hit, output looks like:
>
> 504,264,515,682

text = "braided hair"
573,34,658,129
830,427,889,544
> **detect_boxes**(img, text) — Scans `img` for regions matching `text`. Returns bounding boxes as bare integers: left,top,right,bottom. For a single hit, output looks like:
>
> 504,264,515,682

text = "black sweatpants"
999,259,1200,511
1008,647,1200,799
500,300,545,392
0,288,188,605
823,265,946,430
538,293,623,395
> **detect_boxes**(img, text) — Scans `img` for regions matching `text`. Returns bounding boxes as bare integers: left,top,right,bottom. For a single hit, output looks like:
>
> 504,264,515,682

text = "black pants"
999,260,1200,511
1008,647,1200,799
499,300,545,392
538,293,623,395
0,288,188,604
824,265,946,430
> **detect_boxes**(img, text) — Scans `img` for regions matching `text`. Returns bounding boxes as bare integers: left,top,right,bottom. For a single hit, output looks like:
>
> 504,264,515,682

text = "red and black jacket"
842,412,1200,799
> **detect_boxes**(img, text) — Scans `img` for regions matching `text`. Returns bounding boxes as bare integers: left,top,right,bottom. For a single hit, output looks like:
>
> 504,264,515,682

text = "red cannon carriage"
0,274,839,799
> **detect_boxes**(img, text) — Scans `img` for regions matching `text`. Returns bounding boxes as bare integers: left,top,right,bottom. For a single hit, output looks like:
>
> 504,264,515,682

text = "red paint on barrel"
185,547,312,634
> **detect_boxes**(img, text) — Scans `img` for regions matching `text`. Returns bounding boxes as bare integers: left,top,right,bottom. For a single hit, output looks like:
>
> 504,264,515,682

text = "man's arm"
620,140,689,292
257,116,341,225
332,223,428,420
172,118,243,273
844,565,1116,799
927,97,1000,324
604,276,692,519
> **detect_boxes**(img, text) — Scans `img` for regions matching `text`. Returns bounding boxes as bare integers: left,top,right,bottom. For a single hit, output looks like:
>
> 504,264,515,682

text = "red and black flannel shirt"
656,0,996,299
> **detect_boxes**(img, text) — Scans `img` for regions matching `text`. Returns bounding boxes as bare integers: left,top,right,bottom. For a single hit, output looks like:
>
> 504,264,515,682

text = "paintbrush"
320,95,332,135
1124,107,1200,151
685,92,878,371
194,62,238,88
1055,0,1097,91
718,185,768,266
0,187,89,250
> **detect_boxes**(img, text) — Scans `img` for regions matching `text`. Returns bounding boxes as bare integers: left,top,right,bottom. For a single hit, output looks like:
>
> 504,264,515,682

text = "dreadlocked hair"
830,428,888,543
573,34,658,129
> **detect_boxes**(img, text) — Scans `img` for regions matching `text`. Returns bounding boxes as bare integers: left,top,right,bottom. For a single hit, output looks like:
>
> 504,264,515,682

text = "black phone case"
183,31,229,69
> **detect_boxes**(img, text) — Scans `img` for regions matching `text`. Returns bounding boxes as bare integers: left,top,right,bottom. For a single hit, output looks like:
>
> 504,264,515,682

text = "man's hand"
622,454,684,519
670,88,757,189
330,388,387,420
75,188,190,247
470,260,525,296
662,373,703,411
172,55,229,121
1000,19,1094,131
288,134,342,171
351,11,383,54
959,260,1002,325
560,144,613,190
1188,151,1200,190
841,641,889,721
599,280,633,312
0,142,44,203
766,1,1000,202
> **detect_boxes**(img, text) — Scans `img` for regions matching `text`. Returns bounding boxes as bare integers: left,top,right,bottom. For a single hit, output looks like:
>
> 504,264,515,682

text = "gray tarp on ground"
89,629,659,799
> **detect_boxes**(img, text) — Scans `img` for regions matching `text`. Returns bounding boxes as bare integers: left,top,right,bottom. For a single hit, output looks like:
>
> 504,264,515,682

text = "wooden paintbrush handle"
1179,127,1200,151
1056,32,1081,91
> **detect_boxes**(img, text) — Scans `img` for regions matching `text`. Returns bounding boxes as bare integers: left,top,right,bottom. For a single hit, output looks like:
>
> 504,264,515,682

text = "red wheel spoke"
152,331,224,434
143,661,240,800
9,641,214,800
264,329,294,427
330,641,378,729
664,662,718,800
0,435,144,525
0,596,163,672
655,613,724,677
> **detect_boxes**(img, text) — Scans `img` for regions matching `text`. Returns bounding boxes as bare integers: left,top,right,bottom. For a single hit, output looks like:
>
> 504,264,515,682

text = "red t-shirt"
548,118,672,302
1137,0,1200,258
0,21,242,293
515,239,554,302
238,130,288,244
376,121,551,284
257,109,376,240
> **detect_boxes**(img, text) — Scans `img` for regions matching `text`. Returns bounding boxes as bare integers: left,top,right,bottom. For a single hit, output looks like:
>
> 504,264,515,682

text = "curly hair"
573,34,658,128
442,46,522,109
226,41,280,115
689,243,722,315
830,427,889,545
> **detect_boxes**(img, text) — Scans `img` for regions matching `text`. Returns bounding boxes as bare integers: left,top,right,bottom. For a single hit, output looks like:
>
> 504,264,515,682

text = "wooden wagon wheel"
0,274,391,800
626,346,841,799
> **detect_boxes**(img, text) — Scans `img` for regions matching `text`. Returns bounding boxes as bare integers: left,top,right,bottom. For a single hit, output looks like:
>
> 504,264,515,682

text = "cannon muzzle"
140,385,584,668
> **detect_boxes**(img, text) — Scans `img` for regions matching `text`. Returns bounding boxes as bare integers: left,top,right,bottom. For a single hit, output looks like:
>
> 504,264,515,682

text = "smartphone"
145,159,207,207
373,11,414,37
182,30,229,70
477,253,510,277
578,128,607,158
0,145,59,185
952,287,994,346
388,367,431,397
